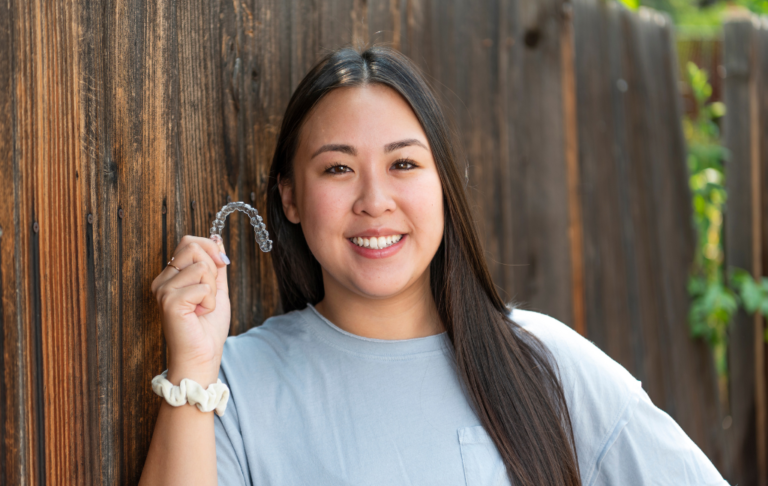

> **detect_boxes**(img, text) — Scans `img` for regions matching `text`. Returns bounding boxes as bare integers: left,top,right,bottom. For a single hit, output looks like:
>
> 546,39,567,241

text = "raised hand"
150,235,231,387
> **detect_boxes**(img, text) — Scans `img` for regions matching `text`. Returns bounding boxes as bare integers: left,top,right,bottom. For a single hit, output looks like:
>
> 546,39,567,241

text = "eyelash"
324,158,419,174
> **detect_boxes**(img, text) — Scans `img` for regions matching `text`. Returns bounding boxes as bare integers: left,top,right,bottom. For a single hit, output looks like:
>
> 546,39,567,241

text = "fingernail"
220,252,230,265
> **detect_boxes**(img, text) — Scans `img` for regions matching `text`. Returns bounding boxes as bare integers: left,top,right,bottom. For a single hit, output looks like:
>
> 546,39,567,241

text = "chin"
349,275,416,299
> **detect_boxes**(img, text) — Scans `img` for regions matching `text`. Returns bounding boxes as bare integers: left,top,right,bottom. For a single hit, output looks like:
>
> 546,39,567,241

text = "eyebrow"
310,138,429,159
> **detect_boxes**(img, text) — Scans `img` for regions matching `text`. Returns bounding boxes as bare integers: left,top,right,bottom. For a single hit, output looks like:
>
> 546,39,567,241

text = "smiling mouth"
349,235,403,250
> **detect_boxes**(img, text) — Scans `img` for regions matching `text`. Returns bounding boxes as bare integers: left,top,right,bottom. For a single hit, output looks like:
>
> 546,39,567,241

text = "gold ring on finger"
167,257,181,272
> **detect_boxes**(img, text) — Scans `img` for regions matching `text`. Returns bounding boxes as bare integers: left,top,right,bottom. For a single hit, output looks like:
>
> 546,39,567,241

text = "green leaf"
618,0,639,10
710,101,726,118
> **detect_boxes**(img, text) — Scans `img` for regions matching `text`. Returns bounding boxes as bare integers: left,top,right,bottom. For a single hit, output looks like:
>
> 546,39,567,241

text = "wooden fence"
723,14,768,486
572,0,728,475
0,0,744,483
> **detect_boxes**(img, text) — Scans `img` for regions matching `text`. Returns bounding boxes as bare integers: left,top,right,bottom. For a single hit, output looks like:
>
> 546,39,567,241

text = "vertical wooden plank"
559,0,585,336
574,0,725,470
81,0,178,481
749,18,767,486
0,0,23,482
230,0,288,331
724,17,759,486
463,0,504,296
619,5,670,410
507,0,573,324
497,0,517,312
30,1,96,482
320,0,358,51
290,0,321,92
573,0,637,375
7,0,46,483
637,7,726,467
367,0,401,48
236,0,294,327
757,18,768,483
77,0,114,482
0,0,31,482
401,0,435,77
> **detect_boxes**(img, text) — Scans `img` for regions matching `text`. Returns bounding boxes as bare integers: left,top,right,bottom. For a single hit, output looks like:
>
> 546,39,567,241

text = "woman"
140,46,728,486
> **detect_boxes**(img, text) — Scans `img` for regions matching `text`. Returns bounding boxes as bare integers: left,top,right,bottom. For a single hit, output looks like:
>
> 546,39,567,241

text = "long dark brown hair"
266,45,581,486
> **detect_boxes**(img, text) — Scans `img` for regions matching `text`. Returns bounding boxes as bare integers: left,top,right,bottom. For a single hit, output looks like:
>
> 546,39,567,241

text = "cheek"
402,175,444,244
298,180,351,243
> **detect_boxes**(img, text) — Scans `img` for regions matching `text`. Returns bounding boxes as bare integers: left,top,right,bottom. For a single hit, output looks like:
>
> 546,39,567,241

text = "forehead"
297,84,428,155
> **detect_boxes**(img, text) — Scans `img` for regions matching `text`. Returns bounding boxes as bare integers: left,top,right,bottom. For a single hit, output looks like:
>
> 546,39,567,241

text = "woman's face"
279,84,444,300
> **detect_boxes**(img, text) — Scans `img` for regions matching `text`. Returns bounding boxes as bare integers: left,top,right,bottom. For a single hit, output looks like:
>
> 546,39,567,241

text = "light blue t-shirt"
214,304,728,485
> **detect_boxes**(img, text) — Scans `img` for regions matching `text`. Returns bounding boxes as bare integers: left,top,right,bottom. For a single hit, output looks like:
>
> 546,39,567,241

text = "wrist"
166,363,221,388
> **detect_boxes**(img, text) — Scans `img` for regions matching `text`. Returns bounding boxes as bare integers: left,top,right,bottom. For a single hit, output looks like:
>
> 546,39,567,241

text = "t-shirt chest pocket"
458,425,512,486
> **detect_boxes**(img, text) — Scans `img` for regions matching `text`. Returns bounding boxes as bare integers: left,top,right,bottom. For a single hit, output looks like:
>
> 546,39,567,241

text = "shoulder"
508,307,728,485
219,307,316,377
507,306,642,476
508,307,641,397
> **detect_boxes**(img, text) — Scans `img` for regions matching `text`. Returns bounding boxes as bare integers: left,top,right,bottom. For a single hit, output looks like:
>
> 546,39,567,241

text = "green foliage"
638,0,768,37
731,269,768,315
684,62,768,379
685,61,731,374
619,0,640,11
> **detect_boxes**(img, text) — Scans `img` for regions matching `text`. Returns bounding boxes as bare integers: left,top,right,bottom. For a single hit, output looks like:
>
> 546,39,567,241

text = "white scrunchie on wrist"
151,370,230,417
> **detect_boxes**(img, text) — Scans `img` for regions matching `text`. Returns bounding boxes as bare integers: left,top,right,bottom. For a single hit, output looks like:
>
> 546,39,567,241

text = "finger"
209,235,230,292
170,237,229,293
209,234,230,266
154,239,219,290
163,283,212,318
159,261,218,312
182,235,229,268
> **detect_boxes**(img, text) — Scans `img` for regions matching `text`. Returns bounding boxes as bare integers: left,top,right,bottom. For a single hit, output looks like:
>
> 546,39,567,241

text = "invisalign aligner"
209,202,272,253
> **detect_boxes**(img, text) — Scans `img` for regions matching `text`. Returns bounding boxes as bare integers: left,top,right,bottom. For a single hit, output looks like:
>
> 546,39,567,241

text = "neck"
314,270,444,340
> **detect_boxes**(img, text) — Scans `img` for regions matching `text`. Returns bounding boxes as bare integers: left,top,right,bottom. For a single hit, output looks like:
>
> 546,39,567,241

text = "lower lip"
348,235,407,259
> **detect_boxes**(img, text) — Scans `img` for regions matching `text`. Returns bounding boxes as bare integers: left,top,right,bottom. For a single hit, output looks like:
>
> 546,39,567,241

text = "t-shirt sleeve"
214,369,251,486
590,386,729,486
509,308,728,486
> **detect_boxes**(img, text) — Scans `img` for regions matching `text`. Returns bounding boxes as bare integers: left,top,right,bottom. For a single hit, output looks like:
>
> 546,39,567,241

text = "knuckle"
177,239,190,251
193,261,209,275
158,289,170,307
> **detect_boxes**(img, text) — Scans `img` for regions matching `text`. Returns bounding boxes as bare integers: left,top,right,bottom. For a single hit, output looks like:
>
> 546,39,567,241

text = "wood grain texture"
0,0,734,482
724,15,768,486
574,0,727,472
749,18,767,485
757,18,768,485
724,17,760,486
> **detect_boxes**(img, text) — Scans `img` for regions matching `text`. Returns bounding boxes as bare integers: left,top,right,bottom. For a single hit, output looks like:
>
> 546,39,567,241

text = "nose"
352,168,396,218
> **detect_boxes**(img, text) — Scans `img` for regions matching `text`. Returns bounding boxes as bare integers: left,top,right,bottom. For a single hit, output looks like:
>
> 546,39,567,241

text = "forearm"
139,369,220,486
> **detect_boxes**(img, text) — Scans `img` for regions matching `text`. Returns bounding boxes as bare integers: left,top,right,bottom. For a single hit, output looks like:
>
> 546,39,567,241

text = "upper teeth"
351,235,403,249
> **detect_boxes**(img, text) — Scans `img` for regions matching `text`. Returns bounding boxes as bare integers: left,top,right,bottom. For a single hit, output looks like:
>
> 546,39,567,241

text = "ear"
277,174,301,224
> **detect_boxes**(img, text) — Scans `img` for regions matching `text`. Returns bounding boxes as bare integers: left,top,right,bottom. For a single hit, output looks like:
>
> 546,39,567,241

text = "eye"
392,158,419,170
324,164,352,175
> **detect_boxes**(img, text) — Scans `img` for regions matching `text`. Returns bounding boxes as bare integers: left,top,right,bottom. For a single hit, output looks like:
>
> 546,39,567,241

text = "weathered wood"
758,19,768,482
574,0,636,371
573,0,727,472
724,17,762,486
0,0,735,482
638,7,726,467
505,0,575,324
560,0,586,336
